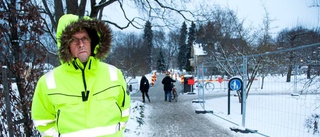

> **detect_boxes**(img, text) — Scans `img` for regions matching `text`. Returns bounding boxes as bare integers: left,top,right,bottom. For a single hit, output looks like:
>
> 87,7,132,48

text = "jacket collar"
63,56,99,71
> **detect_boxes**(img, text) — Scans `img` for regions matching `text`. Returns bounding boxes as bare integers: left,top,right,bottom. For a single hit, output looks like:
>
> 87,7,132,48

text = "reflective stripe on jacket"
31,58,130,137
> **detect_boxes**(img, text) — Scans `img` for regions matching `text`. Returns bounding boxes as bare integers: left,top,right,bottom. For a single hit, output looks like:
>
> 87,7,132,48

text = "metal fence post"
242,56,247,127
2,66,14,137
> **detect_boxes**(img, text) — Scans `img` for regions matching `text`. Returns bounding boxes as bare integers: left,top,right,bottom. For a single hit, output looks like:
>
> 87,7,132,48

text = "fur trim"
58,18,112,63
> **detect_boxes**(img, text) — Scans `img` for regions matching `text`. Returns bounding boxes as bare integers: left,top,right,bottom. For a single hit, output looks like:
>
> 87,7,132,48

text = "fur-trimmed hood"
56,14,112,63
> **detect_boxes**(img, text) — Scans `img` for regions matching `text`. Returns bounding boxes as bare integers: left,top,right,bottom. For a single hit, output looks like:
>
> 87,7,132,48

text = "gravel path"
130,74,234,137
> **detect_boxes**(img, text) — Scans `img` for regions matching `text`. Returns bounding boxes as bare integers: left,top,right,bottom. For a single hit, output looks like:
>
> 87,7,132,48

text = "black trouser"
142,91,150,102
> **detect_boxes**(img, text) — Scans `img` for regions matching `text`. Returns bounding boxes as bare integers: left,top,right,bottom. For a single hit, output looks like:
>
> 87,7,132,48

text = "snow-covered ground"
6,71,318,136
125,74,320,137
2,69,318,136
192,93,319,137
124,100,152,136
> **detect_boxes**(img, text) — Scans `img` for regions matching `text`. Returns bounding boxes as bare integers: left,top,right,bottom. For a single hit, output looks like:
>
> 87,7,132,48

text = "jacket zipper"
81,68,89,102
73,59,90,102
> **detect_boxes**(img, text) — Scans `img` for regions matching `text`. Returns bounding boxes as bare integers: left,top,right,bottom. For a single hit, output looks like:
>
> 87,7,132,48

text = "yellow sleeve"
31,75,56,136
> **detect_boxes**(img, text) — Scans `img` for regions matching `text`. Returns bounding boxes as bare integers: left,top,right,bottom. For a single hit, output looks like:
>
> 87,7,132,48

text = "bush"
305,114,319,135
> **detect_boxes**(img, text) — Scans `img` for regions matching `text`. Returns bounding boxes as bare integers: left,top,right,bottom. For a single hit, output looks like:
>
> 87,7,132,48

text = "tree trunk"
16,79,32,137
286,64,293,82
261,76,265,89
307,65,311,79
237,90,241,103
66,0,78,14
53,0,63,26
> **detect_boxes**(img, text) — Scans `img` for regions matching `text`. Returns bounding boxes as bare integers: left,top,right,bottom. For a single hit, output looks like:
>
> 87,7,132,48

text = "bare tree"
37,0,198,48
276,26,320,82
194,4,279,101
197,5,250,76
107,32,148,76
0,0,47,136
166,30,180,69
246,4,276,93
152,30,168,70
33,0,204,75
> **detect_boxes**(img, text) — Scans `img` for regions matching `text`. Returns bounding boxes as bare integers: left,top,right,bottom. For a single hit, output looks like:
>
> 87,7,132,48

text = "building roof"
193,42,207,56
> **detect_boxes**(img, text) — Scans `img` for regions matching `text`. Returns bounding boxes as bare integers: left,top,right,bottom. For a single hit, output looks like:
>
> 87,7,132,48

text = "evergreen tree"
196,24,206,44
178,22,188,70
143,21,153,72
156,50,166,72
186,21,196,71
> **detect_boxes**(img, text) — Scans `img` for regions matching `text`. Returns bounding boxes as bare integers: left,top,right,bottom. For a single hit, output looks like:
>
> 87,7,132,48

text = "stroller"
171,84,178,102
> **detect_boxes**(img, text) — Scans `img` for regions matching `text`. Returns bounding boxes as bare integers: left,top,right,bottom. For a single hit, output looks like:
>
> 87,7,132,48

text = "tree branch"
153,0,194,22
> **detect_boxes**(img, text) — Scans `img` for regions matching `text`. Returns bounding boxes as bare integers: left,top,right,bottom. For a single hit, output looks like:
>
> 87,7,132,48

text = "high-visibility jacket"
31,14,130,137
31,58,130,137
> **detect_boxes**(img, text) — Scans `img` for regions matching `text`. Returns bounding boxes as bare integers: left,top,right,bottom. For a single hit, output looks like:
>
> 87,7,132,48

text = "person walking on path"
161,73,176,102
140,75,151,103
31,14,130,137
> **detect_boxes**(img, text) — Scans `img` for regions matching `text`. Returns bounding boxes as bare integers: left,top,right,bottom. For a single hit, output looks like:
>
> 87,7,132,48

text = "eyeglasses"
70,37,91,45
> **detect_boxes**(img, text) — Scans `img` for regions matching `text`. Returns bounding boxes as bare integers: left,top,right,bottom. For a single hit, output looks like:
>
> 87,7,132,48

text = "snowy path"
130,74,233,137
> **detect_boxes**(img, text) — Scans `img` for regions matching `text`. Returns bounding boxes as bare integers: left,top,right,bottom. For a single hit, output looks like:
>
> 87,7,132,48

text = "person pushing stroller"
162,73,176,102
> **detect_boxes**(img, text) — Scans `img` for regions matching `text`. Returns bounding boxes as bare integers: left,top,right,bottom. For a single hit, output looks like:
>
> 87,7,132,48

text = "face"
69,30,91,63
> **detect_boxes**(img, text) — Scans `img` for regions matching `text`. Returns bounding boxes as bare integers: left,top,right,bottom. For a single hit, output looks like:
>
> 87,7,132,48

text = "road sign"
228,77,243,115
229,78,242,91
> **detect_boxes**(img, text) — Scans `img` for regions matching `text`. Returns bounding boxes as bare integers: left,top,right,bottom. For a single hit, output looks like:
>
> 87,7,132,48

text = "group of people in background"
139,72,176,102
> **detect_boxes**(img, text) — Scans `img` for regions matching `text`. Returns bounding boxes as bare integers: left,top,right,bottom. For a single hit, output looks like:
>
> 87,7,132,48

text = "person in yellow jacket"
31,14,130,137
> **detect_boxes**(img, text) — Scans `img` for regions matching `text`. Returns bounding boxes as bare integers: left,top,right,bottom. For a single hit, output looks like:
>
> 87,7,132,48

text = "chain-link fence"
194,42,320,137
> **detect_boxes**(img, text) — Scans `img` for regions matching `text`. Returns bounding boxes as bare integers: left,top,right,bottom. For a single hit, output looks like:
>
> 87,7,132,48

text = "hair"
85,27,100,56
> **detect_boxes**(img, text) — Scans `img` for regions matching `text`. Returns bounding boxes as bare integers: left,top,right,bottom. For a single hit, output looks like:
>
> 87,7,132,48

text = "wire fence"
194,42,320,137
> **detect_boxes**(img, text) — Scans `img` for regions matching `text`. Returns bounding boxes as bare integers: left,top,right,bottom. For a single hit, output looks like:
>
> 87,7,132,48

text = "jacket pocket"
94,85,121,101
49,93,82,106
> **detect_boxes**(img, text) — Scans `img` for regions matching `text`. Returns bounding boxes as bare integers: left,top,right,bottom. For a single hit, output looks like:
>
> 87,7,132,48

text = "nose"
78,41,84,48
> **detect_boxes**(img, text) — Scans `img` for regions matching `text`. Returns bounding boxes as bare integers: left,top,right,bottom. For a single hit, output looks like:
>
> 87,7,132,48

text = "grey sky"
214,0,319,33
104,0,319,33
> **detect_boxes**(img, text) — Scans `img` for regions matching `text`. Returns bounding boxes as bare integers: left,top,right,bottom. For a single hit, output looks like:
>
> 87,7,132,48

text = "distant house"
189,41,207,71
189,38,248,76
